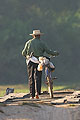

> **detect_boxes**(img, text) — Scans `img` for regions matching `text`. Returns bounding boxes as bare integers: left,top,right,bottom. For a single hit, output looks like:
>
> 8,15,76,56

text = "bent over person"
22,30,59,99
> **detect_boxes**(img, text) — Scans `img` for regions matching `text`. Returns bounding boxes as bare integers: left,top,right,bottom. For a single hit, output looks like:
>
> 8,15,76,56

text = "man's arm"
43,43,59,56
22,42,28,57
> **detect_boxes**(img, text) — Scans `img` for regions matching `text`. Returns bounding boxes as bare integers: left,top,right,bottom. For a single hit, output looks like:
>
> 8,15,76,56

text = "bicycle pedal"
45,81,49,85
52,77,57,80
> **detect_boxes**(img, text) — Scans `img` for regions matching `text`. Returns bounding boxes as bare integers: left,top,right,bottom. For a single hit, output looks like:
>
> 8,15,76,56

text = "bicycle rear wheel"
47,77,53,98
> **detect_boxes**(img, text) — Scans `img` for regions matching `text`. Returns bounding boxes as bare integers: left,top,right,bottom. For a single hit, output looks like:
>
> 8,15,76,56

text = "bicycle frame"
38,56,55,98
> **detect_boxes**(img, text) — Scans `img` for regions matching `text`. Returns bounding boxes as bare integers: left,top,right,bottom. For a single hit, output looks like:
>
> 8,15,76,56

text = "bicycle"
38,56,57,98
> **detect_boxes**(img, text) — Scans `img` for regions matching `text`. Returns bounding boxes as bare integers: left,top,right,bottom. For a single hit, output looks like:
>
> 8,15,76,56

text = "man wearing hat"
22,30,59,99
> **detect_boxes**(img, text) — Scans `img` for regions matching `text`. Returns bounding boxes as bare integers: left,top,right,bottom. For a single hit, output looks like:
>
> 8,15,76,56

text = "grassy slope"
0,83,79,97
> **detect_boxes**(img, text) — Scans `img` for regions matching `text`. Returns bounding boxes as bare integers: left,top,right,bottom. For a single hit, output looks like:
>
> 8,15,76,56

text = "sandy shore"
0,104,80,120
0,90,80,120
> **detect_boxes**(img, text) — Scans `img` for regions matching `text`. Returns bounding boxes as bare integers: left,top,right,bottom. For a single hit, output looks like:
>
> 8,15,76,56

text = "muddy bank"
0,104,80,120
0,90,80,120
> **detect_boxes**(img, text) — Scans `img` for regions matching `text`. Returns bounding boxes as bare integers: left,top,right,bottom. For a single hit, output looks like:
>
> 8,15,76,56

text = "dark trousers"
27,61,42,97
37,71,42,95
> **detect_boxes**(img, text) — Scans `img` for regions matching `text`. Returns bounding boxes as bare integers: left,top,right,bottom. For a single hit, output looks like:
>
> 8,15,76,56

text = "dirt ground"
0,90,80,120
0,104,80,120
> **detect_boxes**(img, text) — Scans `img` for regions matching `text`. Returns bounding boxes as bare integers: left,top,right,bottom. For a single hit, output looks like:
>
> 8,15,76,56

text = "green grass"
69,104,76,107
0,84,29,97
41,85,67,91
0,83,79,97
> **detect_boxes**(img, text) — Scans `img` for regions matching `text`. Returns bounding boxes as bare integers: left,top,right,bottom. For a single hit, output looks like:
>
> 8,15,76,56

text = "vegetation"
0,84,78,97
0,0,80,85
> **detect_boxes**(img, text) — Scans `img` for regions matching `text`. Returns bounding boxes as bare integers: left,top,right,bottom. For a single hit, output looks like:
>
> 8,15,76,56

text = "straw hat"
29,30,44,35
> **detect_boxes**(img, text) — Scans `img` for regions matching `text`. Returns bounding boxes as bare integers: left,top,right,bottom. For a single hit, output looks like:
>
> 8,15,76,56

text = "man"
22,30,59,99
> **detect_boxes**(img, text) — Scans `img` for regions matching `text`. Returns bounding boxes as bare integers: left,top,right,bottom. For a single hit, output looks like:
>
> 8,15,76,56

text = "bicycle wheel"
45,67,53,98
47,77,53,98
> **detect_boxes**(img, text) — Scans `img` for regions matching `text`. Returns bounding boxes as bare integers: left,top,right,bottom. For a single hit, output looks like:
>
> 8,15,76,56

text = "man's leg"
35,68,42,95
27,61,35,97
34,63,40,98
37,71,42,95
